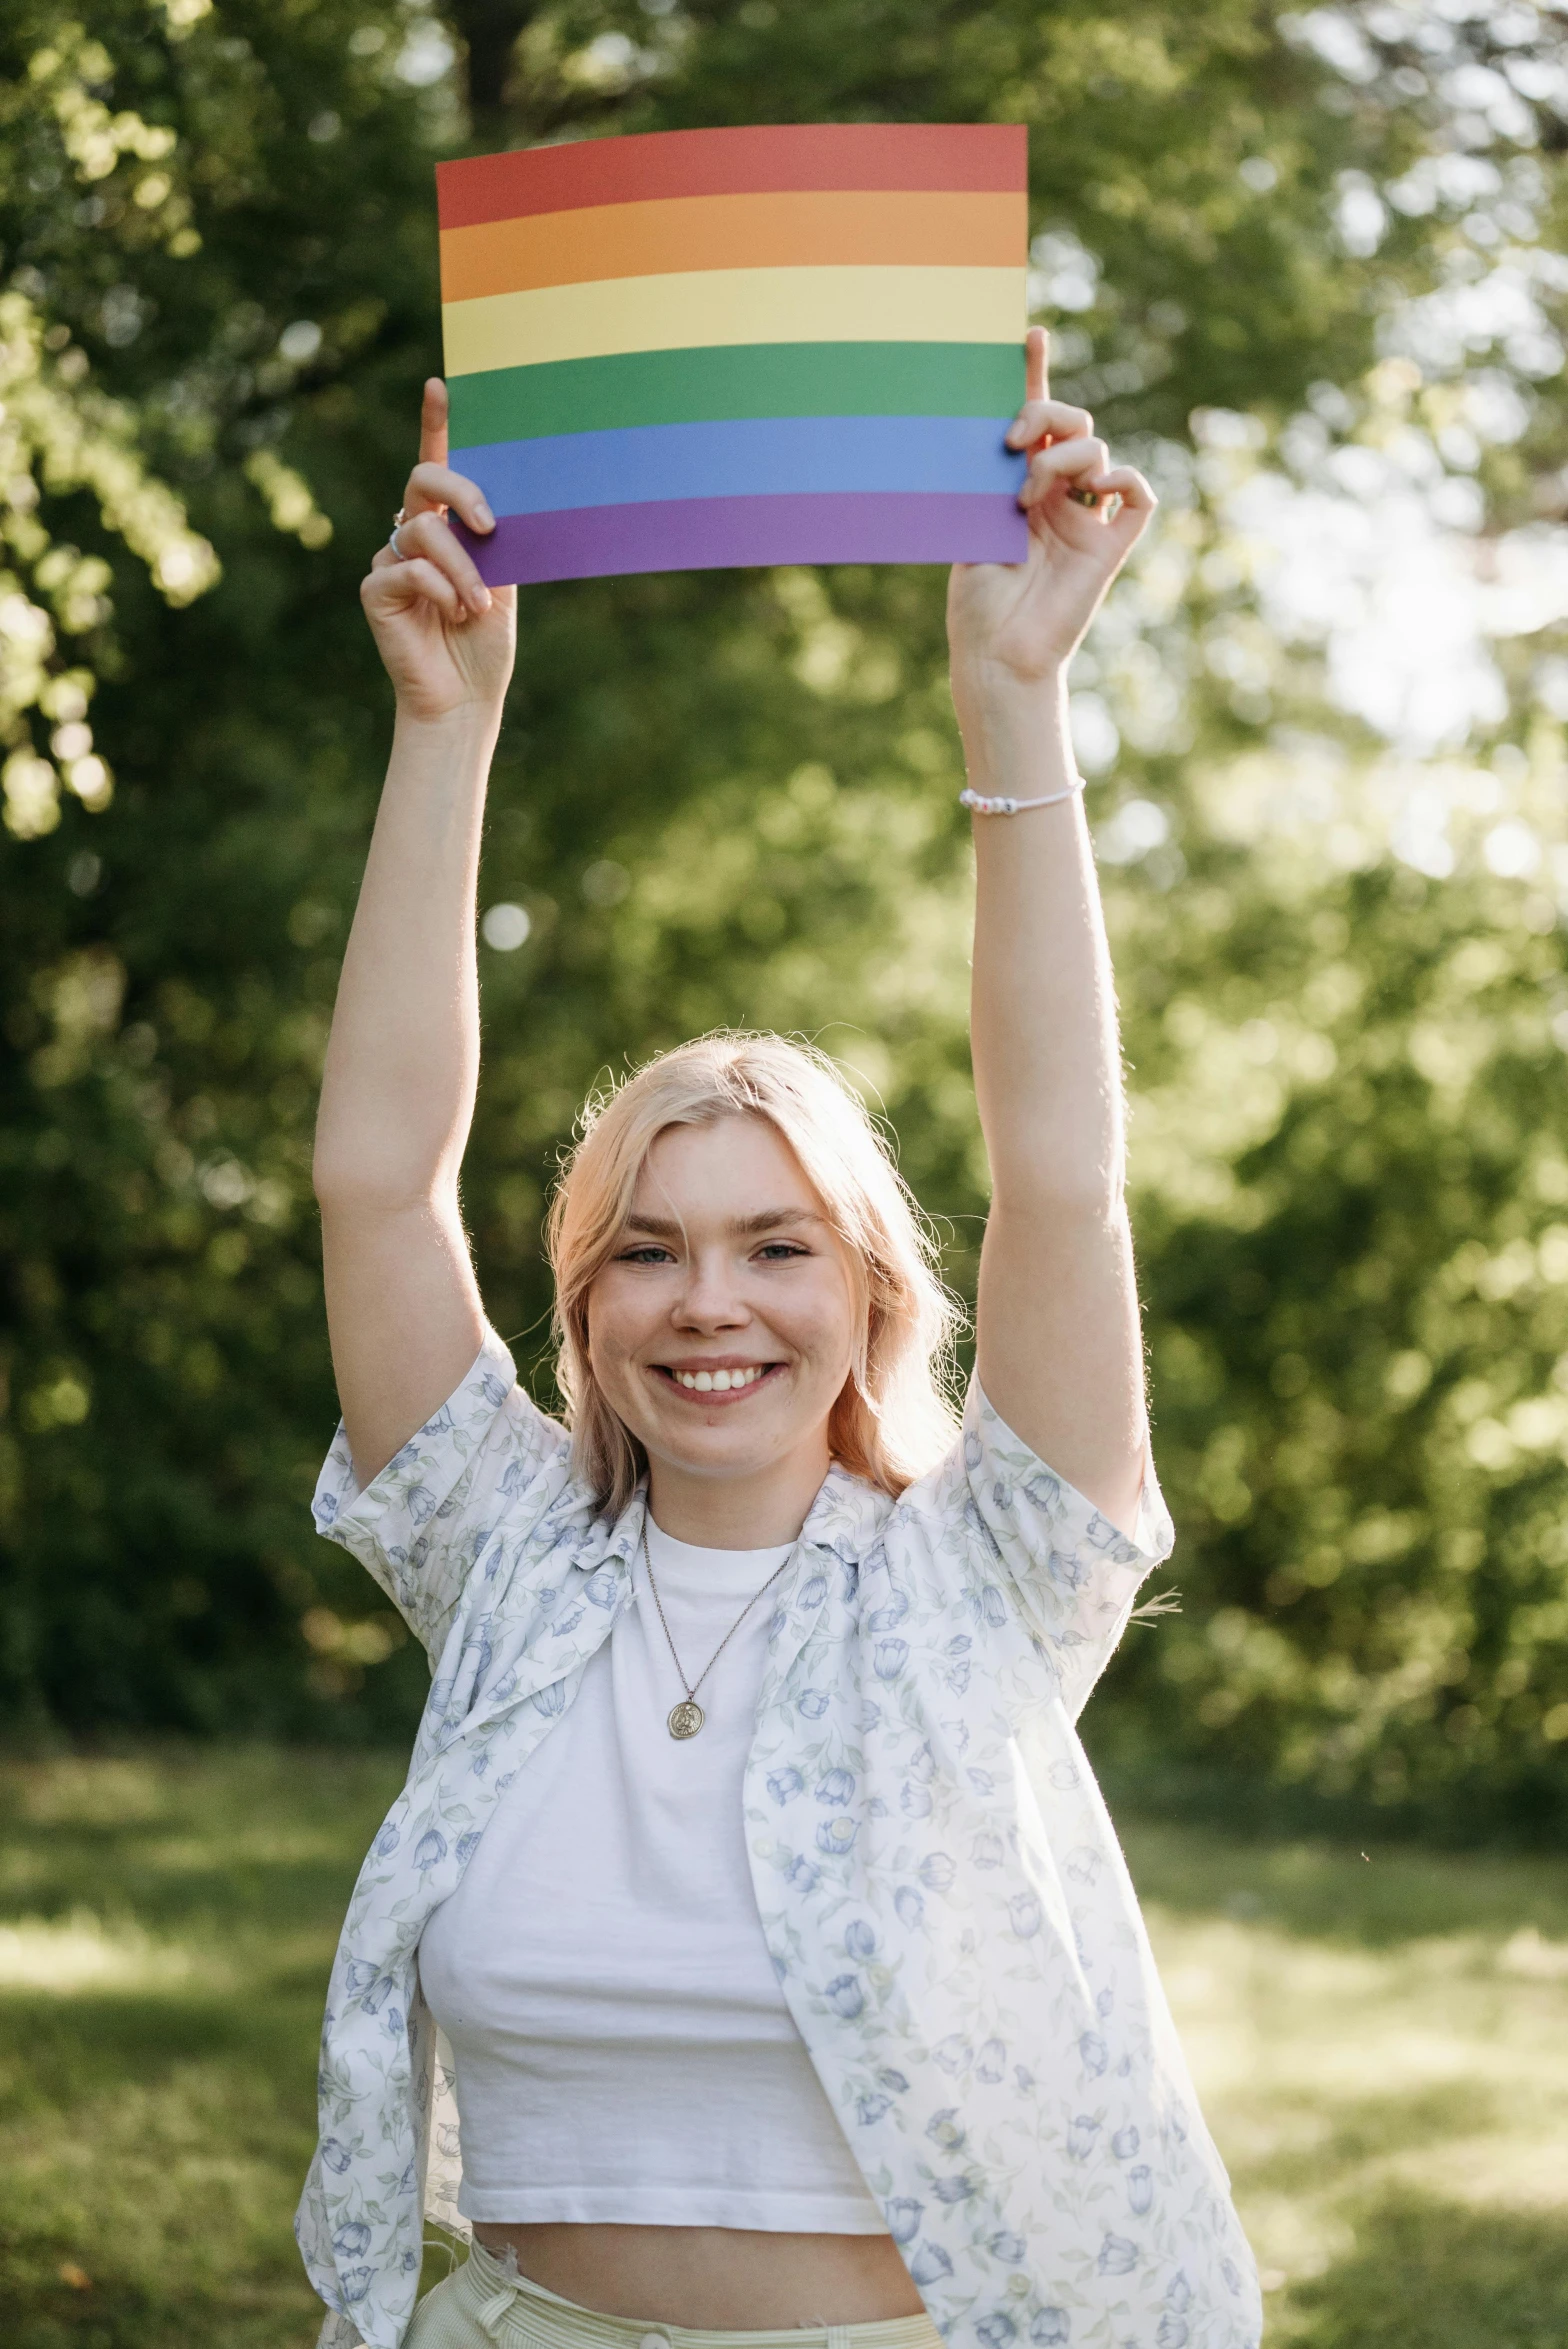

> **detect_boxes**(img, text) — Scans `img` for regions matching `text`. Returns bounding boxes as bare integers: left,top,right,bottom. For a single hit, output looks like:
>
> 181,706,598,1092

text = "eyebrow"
623,1208,827,1240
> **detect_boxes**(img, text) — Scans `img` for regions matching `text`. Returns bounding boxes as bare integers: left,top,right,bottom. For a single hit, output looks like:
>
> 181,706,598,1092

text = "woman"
298,328,1262,2349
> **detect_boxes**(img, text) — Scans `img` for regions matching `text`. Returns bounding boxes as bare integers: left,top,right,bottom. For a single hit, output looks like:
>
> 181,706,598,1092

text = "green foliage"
1,0,1567,1831
1109,794,1568,1830
0,0,447,1736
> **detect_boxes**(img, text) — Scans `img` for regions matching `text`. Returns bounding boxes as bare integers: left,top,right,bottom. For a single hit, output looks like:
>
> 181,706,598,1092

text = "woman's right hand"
362,377,517,723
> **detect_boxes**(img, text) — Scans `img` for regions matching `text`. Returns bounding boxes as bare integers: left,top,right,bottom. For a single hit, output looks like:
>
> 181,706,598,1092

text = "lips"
652,1363,780,1399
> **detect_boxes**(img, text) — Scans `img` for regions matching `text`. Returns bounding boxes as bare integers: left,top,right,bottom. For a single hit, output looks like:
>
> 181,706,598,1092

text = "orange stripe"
439,189,1026,304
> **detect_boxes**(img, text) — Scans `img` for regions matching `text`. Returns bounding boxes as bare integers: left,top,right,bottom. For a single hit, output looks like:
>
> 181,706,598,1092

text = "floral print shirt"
297,1333,1261,2349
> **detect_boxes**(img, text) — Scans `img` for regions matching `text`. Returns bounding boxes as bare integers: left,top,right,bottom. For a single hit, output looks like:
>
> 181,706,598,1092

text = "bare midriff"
471,2223,929,2329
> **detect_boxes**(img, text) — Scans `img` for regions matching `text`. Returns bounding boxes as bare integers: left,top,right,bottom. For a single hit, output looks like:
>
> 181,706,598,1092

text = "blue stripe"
452,413,1024,516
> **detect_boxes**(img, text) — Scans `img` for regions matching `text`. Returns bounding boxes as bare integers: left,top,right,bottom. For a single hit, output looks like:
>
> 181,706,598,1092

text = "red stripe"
437,124,1026,231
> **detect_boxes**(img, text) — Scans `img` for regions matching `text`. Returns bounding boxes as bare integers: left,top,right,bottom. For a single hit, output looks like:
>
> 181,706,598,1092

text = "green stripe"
447,341,1025,447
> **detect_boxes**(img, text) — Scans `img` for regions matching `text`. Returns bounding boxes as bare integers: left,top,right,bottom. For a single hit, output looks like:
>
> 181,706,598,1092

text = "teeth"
673,1366,764,1392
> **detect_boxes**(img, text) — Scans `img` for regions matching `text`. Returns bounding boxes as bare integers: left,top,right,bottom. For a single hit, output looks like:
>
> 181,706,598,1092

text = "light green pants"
403,2238,943,2349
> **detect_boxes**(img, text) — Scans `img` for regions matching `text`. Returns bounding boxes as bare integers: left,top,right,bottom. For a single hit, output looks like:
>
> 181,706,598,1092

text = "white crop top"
417,1518,887,2234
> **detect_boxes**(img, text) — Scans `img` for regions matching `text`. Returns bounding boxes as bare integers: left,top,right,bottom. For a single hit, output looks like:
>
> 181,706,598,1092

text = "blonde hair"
545,1032,961,1517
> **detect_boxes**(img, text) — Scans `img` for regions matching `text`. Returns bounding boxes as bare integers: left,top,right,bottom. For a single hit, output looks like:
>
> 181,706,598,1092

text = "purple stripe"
457,493,1027,585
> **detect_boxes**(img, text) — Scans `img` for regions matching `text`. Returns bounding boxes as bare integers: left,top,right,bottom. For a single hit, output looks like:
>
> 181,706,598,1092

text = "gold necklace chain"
638,1519,794,1741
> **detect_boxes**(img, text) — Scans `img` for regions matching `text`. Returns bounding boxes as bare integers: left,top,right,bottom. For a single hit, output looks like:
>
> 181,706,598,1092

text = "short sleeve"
961,1376,1175,1722
311,1330,568,1663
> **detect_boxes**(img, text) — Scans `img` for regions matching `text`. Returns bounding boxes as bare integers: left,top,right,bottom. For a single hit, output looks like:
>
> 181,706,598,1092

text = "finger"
1020,436,1111,505
363,553,465,625
361,551,464,622
417,378,449,470
393,508,492,612
1090,463,1157,519
403,461,495,533
1025,324,1048,405
1081,463,1157,534
1005,397,1093,451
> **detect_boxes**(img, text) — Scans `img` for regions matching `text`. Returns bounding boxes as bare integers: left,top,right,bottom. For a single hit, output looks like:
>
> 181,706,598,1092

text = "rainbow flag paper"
436,123,1029,586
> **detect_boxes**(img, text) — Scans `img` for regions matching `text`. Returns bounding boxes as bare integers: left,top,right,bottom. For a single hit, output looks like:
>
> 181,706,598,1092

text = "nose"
672,1246,749,1332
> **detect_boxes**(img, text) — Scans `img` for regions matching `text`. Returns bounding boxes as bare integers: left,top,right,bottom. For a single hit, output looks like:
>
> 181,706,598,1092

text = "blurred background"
2,0,1567,2341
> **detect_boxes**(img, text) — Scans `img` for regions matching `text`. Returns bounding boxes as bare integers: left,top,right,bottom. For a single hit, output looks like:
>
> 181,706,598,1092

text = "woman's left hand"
947,326,1156,701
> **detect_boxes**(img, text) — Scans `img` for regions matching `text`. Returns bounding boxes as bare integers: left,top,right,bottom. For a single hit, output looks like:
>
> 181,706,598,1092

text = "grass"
1118,1819,1568,2345
1,1749,1566,2347
0,1749,405,2349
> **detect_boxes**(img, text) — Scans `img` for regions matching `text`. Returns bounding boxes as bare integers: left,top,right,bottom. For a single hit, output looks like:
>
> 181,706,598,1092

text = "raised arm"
949,328,1157,1532
313,381,516,1484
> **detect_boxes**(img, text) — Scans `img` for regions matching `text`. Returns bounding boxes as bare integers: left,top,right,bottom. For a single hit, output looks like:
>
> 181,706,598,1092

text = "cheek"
783,1276,858,1375
584,1279,639,1385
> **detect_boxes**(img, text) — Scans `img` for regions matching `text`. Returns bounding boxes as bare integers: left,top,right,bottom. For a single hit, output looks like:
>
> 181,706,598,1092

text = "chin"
634,1394,829,1482
653,1421,796,1478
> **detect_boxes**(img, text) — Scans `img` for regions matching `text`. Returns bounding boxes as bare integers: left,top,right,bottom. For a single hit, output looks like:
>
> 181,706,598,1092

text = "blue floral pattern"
297,1334,1261,2349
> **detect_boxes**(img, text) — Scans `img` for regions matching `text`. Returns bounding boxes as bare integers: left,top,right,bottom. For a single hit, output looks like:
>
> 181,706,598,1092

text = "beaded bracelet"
959,777,1086,816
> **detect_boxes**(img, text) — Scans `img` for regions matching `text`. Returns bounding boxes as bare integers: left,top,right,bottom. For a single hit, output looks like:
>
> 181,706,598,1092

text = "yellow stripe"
441,266,1026,378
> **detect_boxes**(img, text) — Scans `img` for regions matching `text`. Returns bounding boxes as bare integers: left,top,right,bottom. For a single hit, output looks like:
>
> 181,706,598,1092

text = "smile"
652,1364,781,1399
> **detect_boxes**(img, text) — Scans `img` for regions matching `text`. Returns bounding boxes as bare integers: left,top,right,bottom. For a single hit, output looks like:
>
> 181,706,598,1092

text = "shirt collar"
797,1458,891,1571
571,1457,889,1577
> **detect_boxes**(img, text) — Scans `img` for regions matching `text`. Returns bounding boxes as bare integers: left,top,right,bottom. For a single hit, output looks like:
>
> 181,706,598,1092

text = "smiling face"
585,1114,859,1539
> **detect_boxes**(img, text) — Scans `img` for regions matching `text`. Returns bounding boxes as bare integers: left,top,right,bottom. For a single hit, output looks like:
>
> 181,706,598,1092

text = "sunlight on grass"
1121,1821,1568,2346
1,1751,1565,2347
0,1912,205,1996
0,1746,403,2349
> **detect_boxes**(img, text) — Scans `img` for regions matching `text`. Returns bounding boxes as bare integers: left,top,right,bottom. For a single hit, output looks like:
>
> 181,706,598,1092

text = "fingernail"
474,501,495,530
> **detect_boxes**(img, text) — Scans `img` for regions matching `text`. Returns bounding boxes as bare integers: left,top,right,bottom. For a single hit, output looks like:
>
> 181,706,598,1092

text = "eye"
616,1244,676,1266
755,1240,811,1262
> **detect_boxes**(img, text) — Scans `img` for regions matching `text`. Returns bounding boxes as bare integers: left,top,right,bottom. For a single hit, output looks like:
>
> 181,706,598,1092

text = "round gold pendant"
668,1699,705,1740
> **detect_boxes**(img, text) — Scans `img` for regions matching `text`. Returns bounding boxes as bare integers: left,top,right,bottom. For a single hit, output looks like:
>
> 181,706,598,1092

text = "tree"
3,0,1567,1828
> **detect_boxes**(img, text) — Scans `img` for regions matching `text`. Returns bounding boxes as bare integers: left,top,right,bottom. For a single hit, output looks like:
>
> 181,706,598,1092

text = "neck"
645,1433,832,1548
